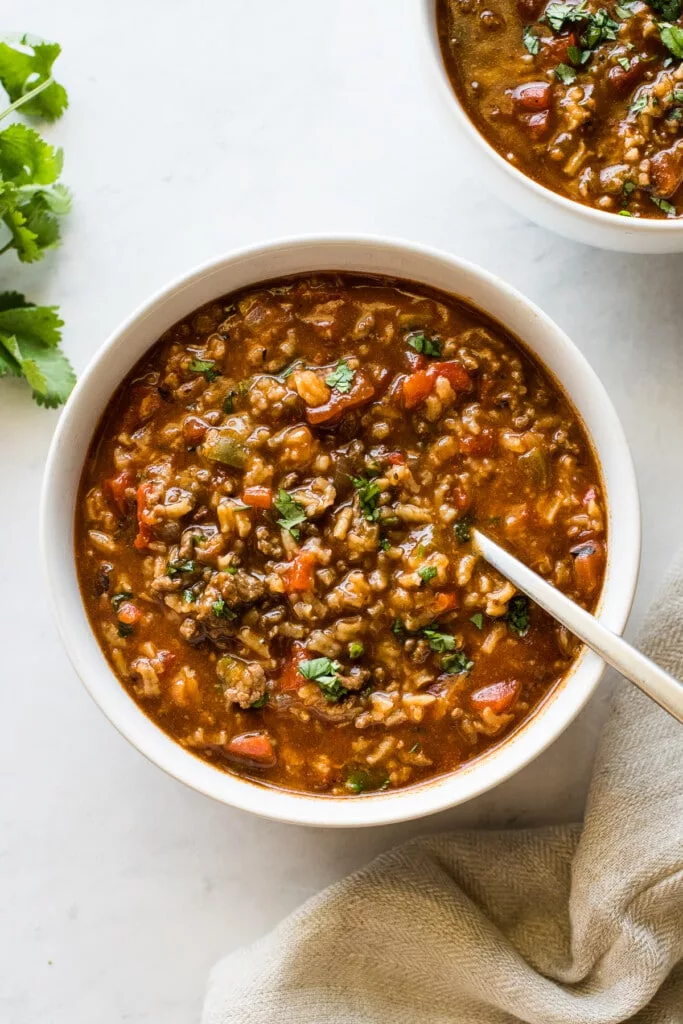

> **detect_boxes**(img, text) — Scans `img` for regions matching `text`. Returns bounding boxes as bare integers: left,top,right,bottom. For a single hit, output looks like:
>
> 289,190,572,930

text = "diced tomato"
427,361,473,393
134,482,156,550
453,486,472,512
105,470,134,515
306,374,376,425
470,679,521,714
539,33,577,69
433,592,458,617
460,429,496,456
283,551,317,593
183,415,208,446
402,369,434,410
241,486,273,509
607,57,647,95
572,541,605,595
116,601,141,626
225,732,276,766
278,642,308,691
511,82,552,112
386,451,406,466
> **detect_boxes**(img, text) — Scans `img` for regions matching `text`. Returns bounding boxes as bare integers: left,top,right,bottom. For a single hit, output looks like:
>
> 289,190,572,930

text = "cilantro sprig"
0,34,74,408
0,293,75,406
189,358,220,382
407,331,442,358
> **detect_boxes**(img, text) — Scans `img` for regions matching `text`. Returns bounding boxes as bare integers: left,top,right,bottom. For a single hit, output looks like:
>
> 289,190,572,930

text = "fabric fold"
204,558,683,1024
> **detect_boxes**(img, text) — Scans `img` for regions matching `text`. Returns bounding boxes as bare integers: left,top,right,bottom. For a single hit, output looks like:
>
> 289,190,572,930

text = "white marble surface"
2,0,683,1020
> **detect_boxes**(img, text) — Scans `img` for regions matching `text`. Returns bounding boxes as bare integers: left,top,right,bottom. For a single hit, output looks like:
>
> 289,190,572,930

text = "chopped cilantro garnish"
454,516,472,543
392,618,405,638
442,651,474,675
407,331,442,357
348,641,365,659
344,765,390,794
182,588,196,603
352,474,382,521
470,613,484,630
418,565,438,586
555,63,578,84
189,358,220,382
223,390,236,413
110,591,133,612
250,691,269,709
506,595,530,636
629,94,648,115
659,21,683,59
273,489,307,539
544,1,588,32
522,25,540,54
379,536,391,552
325,359,355,394
298,657,348,703
617,56,631,70
117,622,134,638
615,0,637,15
646,0,681,20
212,597,237,619
166,559,197,579
422,628,457,653
651,195,677,215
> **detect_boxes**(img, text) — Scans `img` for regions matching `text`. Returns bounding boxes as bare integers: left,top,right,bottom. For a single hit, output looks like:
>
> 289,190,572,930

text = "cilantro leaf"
659,22,683,58
470,613,484,630
0,124,71,262
0,292,74,406
352,474,381,521
418,565,438,586
212,597,236,620
111,591,133,612
344,765,390,794
407,331,442,358
506,595,530,636
555,63,578,84
646,0,680,20
442,651,474,675
629,94,648,115
422,628,456,653
522,26,540,54
274,488,307,538
250,691,269,709
348,641,365,659
0,35,68,122
651,195,677,215
325,359,354,394
189,358,219,382
298,657,348,703
615,0,637,15
166,558,198,579
544,2,588,32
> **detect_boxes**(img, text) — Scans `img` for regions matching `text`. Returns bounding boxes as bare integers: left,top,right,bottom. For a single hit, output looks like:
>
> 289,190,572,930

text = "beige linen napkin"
204,558,683,1024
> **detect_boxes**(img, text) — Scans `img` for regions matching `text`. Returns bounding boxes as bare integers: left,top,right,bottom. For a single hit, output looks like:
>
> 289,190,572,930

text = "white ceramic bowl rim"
421,0,683,236
40,235,641,827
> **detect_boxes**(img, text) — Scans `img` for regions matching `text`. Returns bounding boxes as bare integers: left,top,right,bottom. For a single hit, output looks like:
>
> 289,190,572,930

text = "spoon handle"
472,528,683,724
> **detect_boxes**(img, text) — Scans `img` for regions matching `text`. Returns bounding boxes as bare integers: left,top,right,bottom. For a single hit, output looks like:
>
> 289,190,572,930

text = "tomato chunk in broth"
76,274,606,795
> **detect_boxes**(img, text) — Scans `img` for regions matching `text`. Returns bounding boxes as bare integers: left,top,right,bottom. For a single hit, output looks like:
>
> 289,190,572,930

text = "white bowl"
40,236,640,827
421,0,683,253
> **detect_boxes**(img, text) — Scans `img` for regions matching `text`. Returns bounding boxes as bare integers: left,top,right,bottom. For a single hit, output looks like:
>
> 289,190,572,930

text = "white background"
2,1,682,1021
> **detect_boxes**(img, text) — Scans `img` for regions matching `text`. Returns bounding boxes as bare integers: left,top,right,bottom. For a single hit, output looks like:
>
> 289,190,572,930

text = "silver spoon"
472,528,683,724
